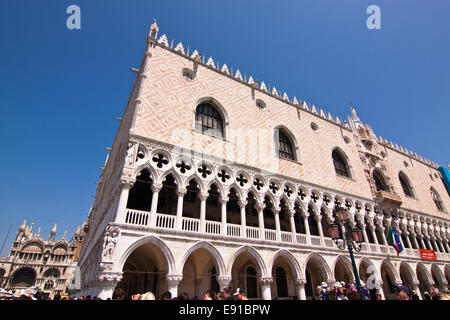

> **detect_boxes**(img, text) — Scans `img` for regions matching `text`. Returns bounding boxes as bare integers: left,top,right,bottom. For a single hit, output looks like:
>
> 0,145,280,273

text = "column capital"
216,275,232,285
219,196,229,204
166,274,183,284
272,206,281,214
294,278,307,286
198,192,209,201
238,200,248,209
177,188,187,196
120,176,136,189
258,276,273,285
151,183,163,193
254,202,266,211
288,209,296,218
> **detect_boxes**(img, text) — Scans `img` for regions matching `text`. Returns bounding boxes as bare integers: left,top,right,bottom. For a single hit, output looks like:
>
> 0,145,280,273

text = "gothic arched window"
332,150,350,178
276,129,295,160
431,188,445,212
373,171,389,192
399,172,414,198
195,102,224,138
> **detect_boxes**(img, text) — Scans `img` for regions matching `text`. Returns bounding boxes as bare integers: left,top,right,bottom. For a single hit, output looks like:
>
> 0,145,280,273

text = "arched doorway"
334,257,354,284
431,264,446,292
116,242,170,299
275,267,288,298
399,262,416,294
245,266,258,299
11,267,36,289
179,244,225,299
230,247,266,299
416,263,432,297
271,252,299,300
380,262,398,300
305,254,330,300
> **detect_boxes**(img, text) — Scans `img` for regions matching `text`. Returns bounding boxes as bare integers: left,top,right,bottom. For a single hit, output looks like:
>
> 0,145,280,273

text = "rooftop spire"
149,19,159,38
20,218,26,231
51,222,57,235
351,104,360,121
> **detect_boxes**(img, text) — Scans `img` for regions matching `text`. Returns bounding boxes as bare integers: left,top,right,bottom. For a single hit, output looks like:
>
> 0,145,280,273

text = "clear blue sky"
0,0,449,255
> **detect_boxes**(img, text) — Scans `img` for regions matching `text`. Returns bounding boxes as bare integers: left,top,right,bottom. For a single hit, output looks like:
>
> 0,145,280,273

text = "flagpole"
0,224,12,257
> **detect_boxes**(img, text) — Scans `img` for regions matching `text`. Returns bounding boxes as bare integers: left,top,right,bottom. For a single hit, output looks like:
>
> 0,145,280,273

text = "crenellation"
206,56,215,68
174,42,184,54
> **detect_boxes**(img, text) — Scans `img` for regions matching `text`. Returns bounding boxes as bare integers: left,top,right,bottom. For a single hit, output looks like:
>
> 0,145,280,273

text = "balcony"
374,190,402,206
122,209,450,262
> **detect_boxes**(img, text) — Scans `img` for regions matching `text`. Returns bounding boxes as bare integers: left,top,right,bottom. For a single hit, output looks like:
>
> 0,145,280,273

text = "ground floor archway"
116,242,170,299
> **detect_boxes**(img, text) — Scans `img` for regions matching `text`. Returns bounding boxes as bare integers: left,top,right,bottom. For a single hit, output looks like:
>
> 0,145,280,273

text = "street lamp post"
328,207,365,298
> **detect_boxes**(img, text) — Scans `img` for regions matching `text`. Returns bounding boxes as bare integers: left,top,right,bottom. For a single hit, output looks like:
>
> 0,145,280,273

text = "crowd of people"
112,286,248,300
1,284,449,300
315,280,450,300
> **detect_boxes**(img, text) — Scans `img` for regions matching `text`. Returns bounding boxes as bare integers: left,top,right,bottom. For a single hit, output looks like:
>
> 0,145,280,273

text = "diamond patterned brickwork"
129,45,449,217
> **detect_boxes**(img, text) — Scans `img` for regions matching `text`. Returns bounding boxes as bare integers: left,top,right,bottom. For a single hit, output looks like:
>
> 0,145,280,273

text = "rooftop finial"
51,222,57,235
20,218,26,231
351,104,360,121
149,19,159,38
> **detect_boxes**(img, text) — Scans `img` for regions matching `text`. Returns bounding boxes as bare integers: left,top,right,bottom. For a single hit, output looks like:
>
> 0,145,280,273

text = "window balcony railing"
374,190,402,206
122,209,450,262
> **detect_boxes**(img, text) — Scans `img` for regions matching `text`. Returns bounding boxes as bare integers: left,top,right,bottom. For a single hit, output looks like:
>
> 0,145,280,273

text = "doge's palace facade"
77,22,450,300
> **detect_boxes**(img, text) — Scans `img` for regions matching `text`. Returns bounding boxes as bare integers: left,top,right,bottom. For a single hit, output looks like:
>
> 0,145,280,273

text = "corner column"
115,178,135,223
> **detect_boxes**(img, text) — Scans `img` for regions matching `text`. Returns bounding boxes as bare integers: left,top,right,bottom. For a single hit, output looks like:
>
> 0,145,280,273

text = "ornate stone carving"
102,225,120,261
258,277,273,285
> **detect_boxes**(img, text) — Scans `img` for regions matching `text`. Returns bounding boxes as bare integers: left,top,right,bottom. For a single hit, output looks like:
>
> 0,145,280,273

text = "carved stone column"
289,210,297,243
273,207,281,242
149,183,163,227
175,188,187,230
255,203,265,240
166,274,183,298
403,231,413,250
216,276,232,291
258,277,273,300
303,212,311,245
96,272,123,300
220,197,228,236
239,200,248,238
199,192,209,233
294,278,307,300
115,177,135,223
316,215,324,246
